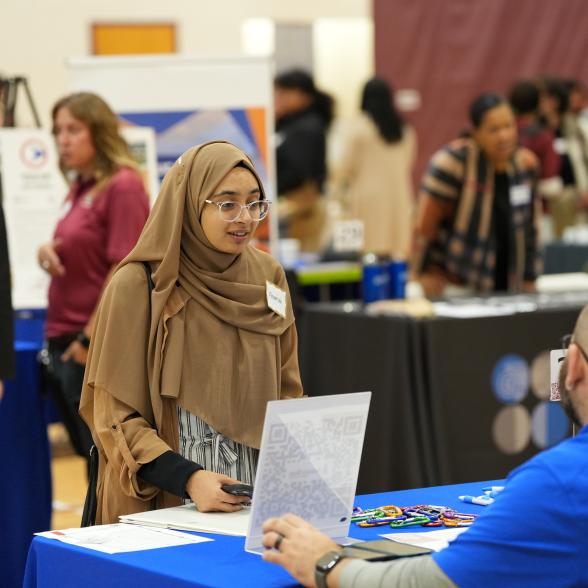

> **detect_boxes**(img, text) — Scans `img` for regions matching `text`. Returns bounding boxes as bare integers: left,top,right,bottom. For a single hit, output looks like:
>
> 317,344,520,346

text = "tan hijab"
82,141,297,448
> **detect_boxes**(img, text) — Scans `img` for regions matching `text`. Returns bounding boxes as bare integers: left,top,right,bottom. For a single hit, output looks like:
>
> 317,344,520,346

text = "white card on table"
333,219,364,252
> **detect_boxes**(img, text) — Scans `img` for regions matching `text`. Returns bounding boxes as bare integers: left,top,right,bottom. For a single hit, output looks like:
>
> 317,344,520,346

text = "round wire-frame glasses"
562,334,588,363
204,199,270,222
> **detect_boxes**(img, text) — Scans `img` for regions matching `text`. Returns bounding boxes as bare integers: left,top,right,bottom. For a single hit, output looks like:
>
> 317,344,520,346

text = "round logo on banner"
531,401,570,449
530,351,551,400
19,138,48,169
492,405,531,454
492,354,529,404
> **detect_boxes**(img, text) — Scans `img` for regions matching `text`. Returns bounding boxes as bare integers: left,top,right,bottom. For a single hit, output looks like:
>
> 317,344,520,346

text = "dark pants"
47,341,93,466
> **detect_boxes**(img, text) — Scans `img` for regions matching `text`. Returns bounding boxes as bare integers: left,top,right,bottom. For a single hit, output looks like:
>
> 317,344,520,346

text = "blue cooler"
362,253,390,303
388,259,407,299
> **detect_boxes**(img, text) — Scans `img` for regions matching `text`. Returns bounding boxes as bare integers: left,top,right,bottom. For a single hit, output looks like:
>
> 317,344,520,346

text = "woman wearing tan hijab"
80,141,303,524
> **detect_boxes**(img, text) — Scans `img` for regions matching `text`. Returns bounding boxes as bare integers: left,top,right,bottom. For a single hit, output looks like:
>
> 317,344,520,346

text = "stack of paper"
120,503,251,536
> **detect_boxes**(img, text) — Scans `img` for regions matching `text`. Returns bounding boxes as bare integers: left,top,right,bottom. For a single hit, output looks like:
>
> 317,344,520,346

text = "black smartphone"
343,539,433,561
221,483,254,498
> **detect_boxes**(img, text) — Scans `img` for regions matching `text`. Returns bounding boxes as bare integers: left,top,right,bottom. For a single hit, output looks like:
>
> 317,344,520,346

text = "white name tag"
266,281,287,318
550,349,567,401
333,219,364,252
553,138,567,155
510,185,531,207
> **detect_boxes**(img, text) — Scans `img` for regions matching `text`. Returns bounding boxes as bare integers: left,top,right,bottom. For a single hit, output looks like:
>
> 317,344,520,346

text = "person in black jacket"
274,70,334,252
0,192,15,401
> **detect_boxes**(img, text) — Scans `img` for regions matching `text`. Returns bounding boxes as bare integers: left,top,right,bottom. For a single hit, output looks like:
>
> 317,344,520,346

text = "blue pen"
482,486,505,493
459,495,494,506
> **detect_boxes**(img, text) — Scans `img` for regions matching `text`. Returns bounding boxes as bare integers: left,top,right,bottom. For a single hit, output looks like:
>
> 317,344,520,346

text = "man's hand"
0,380,4,402
185,470,250,512
418,272,447,298
38,239,65,277
262,514,342,587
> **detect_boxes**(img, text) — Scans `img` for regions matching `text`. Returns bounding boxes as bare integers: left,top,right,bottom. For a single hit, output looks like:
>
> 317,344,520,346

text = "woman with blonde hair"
37,92,149,467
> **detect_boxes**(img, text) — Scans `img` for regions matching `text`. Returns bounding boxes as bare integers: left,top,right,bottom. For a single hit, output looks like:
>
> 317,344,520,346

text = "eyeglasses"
204,199,270,222
562,334,588,363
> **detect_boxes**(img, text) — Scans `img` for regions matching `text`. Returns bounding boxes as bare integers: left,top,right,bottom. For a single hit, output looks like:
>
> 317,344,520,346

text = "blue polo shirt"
433,424,588,587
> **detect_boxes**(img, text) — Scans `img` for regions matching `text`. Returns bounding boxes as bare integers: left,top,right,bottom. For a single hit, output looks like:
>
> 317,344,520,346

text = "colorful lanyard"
352,504,477,528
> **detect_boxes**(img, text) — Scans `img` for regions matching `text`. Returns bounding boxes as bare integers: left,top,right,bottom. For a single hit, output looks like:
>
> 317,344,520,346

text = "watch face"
317,551,342,572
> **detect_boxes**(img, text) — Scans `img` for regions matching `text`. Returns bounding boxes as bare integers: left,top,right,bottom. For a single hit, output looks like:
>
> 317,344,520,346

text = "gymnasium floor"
48,423,87,529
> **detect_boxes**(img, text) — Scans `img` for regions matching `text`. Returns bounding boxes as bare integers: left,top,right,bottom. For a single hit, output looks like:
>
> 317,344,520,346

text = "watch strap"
76,331,91,349
315,551,345,588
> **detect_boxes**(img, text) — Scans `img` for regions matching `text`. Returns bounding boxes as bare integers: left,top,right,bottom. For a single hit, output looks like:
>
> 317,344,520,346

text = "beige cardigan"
331,114,416,259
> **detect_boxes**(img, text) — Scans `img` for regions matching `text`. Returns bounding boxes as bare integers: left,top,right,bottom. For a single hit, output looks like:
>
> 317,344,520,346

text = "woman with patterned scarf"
412,93,540,298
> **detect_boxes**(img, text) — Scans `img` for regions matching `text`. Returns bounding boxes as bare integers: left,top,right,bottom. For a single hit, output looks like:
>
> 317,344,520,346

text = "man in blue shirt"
262,306,588,588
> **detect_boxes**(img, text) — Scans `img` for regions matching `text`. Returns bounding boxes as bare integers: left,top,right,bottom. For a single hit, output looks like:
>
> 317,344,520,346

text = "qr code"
250,411,366,530
550,382,561,401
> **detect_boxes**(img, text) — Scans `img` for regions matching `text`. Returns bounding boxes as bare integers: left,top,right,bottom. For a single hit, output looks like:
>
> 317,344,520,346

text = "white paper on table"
379,528,469,552
35,523,212,553
120,503,251,536
433,303,517,318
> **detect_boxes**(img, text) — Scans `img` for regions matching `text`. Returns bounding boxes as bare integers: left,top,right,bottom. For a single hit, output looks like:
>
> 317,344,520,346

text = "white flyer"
36,523,212,554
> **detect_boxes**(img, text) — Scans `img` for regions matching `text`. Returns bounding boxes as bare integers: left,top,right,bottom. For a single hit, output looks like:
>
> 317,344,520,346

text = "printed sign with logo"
549,349,567,401
0,128,66,308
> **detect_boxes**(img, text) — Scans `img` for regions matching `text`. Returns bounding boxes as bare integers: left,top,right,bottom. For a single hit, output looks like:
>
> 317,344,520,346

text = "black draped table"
543,241,588,274
298,292,588,494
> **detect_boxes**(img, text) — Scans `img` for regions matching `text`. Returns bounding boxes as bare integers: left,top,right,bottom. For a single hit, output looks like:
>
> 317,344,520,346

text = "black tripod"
1,76,41,128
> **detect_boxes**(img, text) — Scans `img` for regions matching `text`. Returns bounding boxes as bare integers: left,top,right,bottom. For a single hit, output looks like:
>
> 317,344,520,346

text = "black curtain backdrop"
374,0,588,183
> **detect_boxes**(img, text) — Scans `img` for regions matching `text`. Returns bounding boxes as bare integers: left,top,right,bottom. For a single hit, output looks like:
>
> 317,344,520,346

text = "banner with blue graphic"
66,55,276,251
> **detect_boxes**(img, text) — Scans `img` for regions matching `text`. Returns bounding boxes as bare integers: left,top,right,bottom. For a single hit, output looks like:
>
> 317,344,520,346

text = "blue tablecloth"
0,339,52,588
23,480,502,588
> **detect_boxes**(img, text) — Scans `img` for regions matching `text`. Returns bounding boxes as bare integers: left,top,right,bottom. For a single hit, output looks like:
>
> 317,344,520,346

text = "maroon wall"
374,0,588,182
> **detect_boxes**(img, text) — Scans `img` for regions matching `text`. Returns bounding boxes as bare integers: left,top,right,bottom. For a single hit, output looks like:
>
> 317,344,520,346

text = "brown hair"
52,92,137,190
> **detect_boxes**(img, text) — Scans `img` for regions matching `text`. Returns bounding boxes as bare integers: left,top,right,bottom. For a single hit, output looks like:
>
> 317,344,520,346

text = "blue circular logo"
492,354,529,404
531,402,570,448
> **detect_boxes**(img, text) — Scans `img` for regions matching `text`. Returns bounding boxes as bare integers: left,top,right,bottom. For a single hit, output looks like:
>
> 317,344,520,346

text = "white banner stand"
66,55,277,254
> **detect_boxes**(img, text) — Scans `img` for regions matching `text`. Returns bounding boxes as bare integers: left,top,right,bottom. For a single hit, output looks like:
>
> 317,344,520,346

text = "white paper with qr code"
550,349,567,401
245,392,371,553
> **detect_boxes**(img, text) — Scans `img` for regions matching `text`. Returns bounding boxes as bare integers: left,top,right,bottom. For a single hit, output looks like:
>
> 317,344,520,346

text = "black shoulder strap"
142,261,154,314
82,260,156,527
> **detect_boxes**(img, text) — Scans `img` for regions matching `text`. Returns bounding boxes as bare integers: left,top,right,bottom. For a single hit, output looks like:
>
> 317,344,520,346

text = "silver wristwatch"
315,550,345,588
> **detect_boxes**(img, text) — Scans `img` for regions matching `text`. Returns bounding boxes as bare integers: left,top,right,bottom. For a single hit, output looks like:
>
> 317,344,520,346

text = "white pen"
459,495,494,506
482,486,505,493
